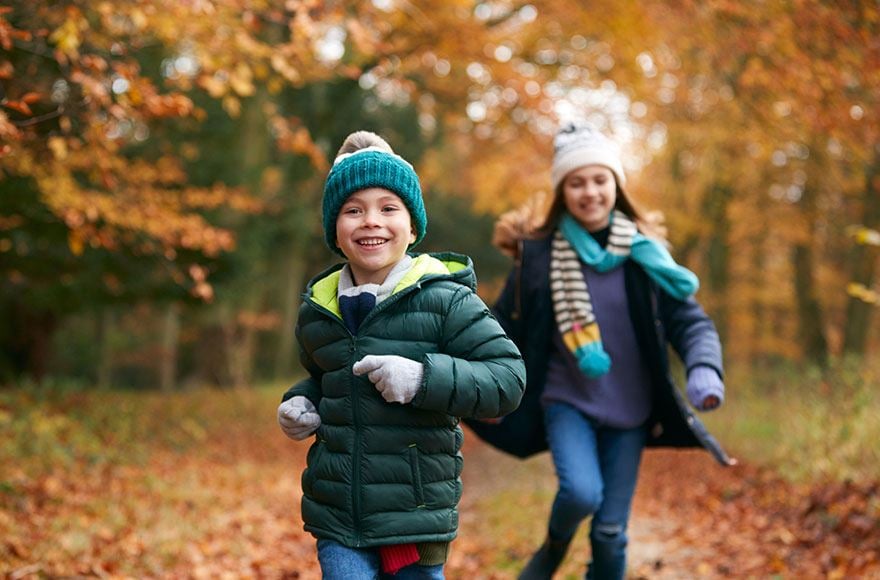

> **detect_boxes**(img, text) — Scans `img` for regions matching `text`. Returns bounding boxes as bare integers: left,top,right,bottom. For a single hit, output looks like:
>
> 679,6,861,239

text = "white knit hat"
551,121,626,190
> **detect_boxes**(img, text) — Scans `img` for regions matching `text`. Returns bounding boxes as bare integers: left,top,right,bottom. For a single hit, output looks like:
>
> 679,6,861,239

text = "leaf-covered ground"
453,443,880,579
2,389,878,578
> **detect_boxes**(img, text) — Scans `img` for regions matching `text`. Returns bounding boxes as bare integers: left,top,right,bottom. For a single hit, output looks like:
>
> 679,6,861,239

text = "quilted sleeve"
413,286,526,419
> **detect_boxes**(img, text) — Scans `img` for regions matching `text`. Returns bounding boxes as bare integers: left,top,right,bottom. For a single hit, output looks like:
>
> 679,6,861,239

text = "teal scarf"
552,211,699,378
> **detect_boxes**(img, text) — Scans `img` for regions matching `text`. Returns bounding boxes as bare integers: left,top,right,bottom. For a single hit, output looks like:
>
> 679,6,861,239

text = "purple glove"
686,366,724,411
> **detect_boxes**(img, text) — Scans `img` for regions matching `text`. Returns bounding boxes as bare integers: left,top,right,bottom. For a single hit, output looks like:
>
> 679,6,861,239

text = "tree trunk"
792,167,829,366
663,141,691,262
842,156,880,355
750,223,769,368
704,184,731,344
274,252,306,380
96,308,114,389
1,300,57,384
225,73,273,388
159,302,181,391
223,298,261,389
191,324,229,387
792,242,829,365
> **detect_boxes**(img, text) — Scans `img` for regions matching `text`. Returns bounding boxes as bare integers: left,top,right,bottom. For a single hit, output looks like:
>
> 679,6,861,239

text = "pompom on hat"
551,121,626,191
322,146,427,256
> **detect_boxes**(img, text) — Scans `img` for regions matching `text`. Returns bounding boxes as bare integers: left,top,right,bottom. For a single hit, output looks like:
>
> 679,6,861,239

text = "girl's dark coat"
466,236,732,465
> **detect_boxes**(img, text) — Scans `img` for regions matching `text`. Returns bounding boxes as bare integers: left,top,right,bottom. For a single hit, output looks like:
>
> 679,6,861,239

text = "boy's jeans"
544,402,647,580
317,539,445,580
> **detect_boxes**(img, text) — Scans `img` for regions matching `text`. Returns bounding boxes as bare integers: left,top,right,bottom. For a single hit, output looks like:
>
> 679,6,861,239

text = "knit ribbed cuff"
416,541,450,566
379,543,420,574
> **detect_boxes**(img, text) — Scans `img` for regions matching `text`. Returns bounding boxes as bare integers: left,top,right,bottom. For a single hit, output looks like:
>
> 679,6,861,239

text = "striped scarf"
551,211,699,378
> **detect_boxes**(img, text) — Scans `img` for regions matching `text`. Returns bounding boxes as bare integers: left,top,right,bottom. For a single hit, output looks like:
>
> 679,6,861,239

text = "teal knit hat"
322,147,427,256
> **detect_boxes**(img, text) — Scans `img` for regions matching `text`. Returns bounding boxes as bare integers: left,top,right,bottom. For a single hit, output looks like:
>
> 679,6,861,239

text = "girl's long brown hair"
533,180,665,242
492,172,668,258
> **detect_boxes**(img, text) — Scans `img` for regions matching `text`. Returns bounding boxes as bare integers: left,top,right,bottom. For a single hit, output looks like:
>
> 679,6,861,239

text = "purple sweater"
542,263,653,428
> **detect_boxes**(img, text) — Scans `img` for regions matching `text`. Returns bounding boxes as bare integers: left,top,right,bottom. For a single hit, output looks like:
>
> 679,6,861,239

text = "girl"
486,121,731,579
277,131,526,579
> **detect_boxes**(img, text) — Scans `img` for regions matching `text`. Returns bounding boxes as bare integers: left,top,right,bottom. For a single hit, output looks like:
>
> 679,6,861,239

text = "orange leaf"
3,100,32,116
21,91,42,104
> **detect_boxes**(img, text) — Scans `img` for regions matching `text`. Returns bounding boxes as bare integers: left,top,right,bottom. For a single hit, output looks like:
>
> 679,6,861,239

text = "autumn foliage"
2,0,878,385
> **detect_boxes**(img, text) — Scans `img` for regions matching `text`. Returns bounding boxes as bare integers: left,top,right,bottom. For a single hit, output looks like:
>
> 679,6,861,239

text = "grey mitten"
352,355,424,404
686,365,725,411
277,396,321,440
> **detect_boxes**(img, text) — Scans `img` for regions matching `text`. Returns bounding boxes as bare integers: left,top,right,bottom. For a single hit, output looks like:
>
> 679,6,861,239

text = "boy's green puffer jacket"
283,252,526,548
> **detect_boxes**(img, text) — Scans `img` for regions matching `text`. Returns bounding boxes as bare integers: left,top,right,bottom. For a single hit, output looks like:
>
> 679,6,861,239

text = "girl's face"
562,165,617,232
336,188,416,285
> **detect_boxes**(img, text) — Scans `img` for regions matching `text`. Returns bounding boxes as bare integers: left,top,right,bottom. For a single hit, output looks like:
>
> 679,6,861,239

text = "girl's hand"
701,395,720,411
686,366,724,411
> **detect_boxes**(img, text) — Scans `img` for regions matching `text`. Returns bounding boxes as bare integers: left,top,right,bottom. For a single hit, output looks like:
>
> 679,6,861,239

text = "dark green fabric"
283,252,526,548
417,541,450,565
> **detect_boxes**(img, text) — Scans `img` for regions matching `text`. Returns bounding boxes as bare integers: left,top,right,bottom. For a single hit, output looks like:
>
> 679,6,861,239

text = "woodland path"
451,439,879,579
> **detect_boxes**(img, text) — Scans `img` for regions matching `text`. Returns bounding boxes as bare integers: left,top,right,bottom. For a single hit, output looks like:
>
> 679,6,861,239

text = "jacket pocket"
302,439,325,495
408,444,426,507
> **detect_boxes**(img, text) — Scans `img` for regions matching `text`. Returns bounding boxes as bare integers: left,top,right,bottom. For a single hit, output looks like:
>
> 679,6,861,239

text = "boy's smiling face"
336,188,416,285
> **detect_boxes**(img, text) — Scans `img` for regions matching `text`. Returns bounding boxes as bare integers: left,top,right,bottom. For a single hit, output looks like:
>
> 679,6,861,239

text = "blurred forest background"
3,1,880,577
2,0,878,388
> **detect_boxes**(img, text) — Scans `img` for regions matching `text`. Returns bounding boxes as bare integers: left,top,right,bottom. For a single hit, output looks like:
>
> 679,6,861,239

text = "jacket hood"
305,252,476,317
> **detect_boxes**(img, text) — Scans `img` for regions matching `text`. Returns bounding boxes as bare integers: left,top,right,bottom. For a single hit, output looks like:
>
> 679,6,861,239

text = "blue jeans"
544,402,647,580
316,539,445,580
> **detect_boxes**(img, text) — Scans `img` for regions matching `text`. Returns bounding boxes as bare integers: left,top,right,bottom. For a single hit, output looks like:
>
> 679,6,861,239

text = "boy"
278,131,525,578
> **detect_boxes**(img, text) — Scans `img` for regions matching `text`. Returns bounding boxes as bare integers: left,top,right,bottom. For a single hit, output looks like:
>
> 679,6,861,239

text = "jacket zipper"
305,285,423,547
350,333,361,546
303,300,366,544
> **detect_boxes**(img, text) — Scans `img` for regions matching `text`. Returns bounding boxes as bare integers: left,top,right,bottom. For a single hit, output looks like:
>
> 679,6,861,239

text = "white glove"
277,396,321,440
352,355,424,404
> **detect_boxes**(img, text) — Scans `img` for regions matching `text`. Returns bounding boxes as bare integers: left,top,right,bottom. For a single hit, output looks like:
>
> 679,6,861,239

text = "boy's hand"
352,355,424,404
277,396,321,440
686,366,725,412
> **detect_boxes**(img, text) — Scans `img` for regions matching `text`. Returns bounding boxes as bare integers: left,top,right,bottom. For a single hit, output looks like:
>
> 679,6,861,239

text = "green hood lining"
309,254,466,318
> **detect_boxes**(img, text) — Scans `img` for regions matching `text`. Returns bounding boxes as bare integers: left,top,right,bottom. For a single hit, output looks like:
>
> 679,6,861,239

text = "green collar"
309,254,464,318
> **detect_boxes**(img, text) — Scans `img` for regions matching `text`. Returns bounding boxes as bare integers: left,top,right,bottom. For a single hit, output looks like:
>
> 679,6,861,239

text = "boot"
518,535,572,580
